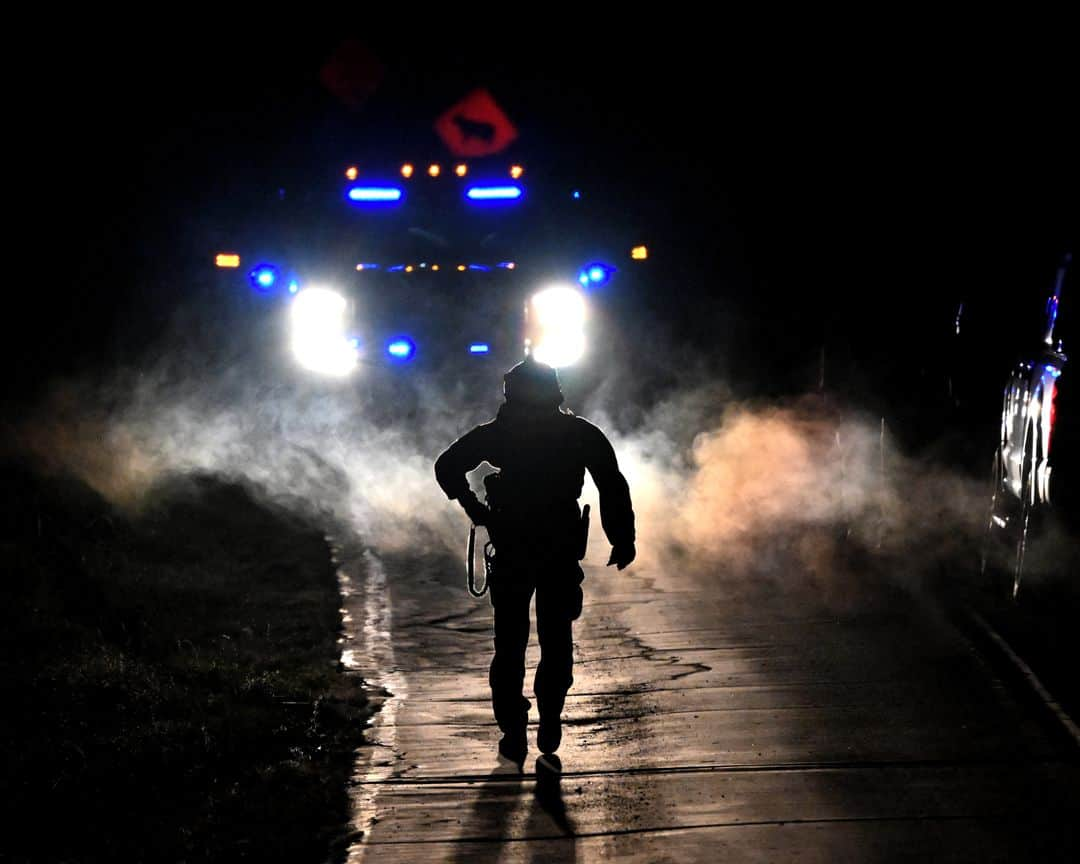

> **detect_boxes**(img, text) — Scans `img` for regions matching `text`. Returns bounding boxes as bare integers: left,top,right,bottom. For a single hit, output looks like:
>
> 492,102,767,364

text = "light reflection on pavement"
337,533,1080,863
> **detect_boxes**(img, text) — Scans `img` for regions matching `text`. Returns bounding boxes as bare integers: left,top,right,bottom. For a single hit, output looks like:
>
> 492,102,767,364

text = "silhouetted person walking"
435,357,636,772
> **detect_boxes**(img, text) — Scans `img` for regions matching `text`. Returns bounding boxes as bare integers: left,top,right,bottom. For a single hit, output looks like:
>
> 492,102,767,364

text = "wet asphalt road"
334,534,1079,863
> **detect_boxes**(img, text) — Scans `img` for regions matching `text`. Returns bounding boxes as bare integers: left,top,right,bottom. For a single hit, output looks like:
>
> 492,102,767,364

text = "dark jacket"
435,403,635,557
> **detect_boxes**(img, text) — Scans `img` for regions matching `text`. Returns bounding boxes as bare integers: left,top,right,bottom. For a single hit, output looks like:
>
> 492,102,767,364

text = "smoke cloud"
15,315,997,597
579,387,990,587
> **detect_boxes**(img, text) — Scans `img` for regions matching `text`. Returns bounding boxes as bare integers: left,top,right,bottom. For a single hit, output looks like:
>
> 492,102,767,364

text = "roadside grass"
2,464,369,863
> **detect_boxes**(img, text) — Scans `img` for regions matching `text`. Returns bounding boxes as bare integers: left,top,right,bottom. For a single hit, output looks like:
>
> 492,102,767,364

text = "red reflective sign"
434,89,518,158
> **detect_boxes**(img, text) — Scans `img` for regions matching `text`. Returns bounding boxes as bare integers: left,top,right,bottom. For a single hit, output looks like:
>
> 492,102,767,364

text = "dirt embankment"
1,463,370,863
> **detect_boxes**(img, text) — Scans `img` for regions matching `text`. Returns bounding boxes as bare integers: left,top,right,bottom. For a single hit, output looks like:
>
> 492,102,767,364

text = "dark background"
13,27,1078,442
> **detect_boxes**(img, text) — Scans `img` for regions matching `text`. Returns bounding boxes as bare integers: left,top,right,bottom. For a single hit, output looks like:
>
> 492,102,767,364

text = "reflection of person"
435,357,636,771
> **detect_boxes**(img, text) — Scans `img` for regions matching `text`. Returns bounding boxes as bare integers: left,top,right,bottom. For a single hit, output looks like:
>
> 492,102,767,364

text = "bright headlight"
528,285,587,367
289,288,358,377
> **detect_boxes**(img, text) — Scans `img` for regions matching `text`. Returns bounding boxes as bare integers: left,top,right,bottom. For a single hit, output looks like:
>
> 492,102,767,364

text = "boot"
498,730,527,769
537,712,562,755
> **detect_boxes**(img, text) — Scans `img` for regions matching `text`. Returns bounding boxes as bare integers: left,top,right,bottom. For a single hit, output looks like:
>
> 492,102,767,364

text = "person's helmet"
503,356,564,407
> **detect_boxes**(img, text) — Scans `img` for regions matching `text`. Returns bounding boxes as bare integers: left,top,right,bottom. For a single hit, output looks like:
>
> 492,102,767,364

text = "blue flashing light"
469,343,491,355
387,264,405,272
287,280,299,294
347,186,403,202
580,261,614,287
357,263,380,271
468,264,491,271
1045,365,1062,378
387,338,416,360
465,185,523,201
349,337,361,349
572,190,581,199
249,264,278,291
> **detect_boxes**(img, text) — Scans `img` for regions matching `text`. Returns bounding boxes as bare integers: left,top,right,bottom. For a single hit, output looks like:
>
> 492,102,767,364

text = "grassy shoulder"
2,465,370,863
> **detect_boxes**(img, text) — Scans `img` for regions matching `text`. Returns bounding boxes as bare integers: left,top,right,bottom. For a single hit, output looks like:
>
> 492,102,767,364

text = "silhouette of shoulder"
563,414,618,460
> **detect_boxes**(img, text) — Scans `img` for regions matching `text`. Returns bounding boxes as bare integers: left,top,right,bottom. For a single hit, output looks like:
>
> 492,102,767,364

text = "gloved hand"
607,542,636,570
457,490,492,527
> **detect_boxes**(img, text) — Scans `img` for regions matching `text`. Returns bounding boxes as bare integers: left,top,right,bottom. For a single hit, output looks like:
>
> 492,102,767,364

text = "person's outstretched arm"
581,420,636,569
435,423,496,526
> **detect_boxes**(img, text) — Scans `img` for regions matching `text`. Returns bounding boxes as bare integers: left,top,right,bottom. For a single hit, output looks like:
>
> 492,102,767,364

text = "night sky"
14,27,1077,412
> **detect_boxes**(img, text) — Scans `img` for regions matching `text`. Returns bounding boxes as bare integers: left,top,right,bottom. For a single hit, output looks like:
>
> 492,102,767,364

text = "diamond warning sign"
434,89,519,158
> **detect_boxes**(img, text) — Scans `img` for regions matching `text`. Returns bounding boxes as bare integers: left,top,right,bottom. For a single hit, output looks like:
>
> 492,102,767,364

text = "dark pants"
488,561,584,736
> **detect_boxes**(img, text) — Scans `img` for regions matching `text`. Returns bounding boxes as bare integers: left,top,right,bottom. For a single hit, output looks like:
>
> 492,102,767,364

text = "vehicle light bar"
466,185,523,201
469,343,491,354
215,253,240,268
347,186,403,202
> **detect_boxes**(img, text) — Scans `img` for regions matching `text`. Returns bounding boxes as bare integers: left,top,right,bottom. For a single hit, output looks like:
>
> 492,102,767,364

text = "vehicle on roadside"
981,254,1075,598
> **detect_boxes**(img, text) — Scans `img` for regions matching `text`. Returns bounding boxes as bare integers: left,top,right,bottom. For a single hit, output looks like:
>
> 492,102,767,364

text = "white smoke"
18,323,993,589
